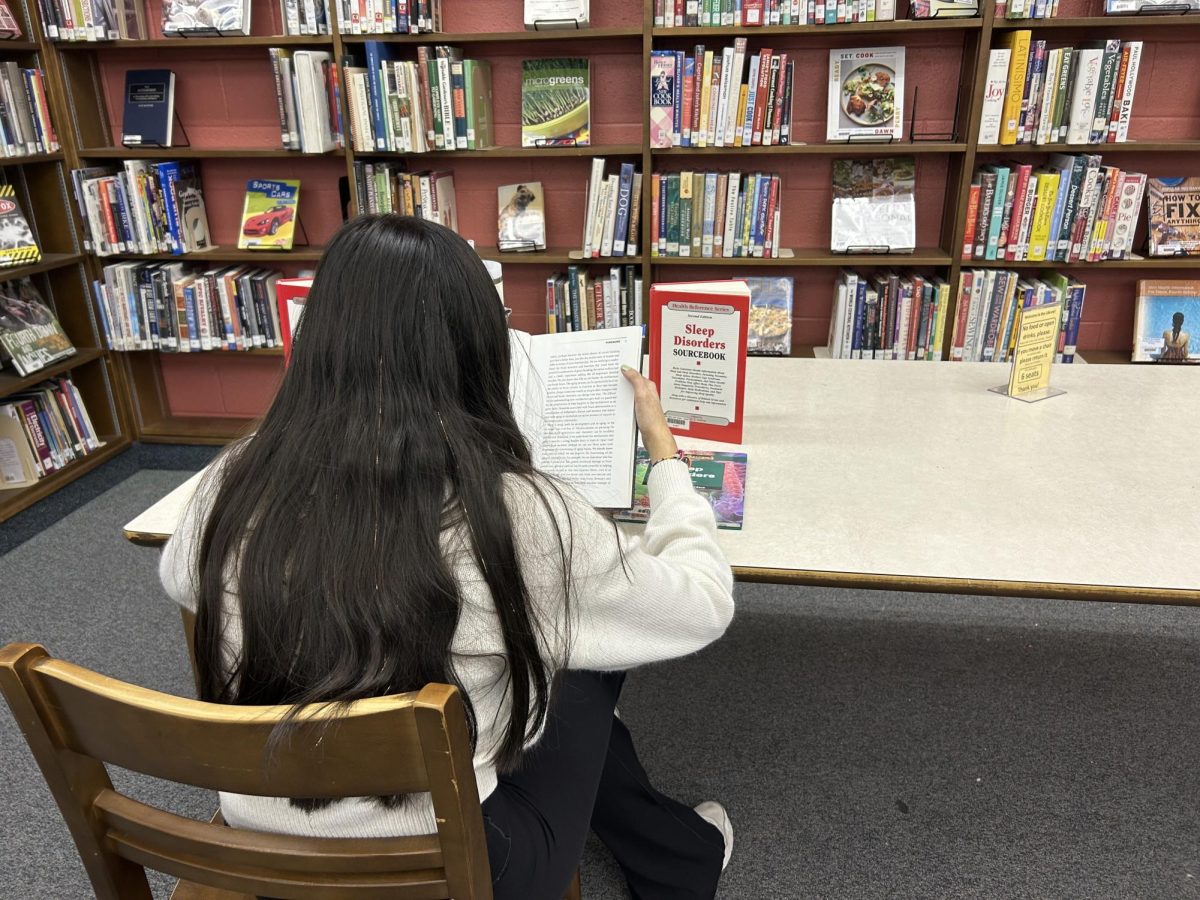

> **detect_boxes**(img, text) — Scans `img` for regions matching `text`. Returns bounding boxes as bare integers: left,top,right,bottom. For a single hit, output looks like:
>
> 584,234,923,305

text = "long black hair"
193,215,567,785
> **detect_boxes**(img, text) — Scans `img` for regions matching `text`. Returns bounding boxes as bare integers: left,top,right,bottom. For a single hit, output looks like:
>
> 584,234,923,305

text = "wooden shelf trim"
976,141,1200,153
126,347,284,356
654,142,967,156
993,14,1200,29
652,248,953,267
0,348,106,398
652,18,982,37
0,40,40,51
97,248,325,262
0,151,64,166
80,147,345,158
340,26,643,44
0,252,85,279
356,143,643,158
55,35,335,49
474,248,644,265
0,436,131,522
966,256,1200,269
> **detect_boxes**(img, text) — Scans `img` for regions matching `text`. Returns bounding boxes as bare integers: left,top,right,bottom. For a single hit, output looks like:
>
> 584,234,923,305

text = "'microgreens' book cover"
521,57,590,148
614,449,748,530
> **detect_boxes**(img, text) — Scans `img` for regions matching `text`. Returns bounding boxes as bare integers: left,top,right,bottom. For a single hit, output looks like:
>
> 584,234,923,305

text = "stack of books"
653,0,898,25
546,265,643,333
581,159,642,259
827,270,952,361
981,34,1142,145
71,162,213,257
344,44,493,153
0,65,57,156
351,162,458,229
951,270,1087,364
995,0,1060,17
268,49,344,153
963,155,1146,263
650,170,783,259
0,377,102,483
93,262,287,352
279,0,334,34
651,41,795,149
335,0,441,33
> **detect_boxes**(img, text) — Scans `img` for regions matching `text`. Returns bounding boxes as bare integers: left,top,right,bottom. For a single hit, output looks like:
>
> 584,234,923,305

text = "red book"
763,175,780,258
768,53,788,145
1005,163,1033,261
962,183,981,260
750,49,772,145
275,277,313,365
742,0,765,25
649,280,750,445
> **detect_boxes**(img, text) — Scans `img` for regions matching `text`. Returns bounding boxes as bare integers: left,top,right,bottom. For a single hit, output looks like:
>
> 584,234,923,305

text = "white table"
124,360,1200,605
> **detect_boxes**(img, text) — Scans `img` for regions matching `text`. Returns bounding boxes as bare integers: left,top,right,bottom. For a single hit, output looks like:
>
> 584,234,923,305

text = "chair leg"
562,868,581,900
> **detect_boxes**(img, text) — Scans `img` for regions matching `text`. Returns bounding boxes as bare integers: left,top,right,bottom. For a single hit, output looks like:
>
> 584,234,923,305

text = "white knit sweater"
159,458,735,839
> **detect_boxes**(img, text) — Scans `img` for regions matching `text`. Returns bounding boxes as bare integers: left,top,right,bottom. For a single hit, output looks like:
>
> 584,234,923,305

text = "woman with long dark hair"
160,215,736,899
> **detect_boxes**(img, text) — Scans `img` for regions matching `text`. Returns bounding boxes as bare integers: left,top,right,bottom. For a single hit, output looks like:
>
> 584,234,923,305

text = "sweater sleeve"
158,466,223,614
509,460,736,671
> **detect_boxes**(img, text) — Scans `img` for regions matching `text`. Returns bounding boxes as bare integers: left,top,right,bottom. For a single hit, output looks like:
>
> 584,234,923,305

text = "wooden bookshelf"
0,2,132,523
0,0,1190,496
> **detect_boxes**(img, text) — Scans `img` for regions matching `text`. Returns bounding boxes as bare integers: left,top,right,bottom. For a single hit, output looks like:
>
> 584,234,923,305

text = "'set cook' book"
649,280,750,445
121,70,175,147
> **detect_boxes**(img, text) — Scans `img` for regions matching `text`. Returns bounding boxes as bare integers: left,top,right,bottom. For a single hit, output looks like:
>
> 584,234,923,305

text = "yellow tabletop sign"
1007,302,1063,399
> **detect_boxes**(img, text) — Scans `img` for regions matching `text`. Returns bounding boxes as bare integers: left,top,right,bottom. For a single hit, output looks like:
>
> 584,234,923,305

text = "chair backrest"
0,642,492,900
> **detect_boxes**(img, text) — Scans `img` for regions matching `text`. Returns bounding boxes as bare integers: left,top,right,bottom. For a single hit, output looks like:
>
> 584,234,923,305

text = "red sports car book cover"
238,179,301,250
649,280,750,444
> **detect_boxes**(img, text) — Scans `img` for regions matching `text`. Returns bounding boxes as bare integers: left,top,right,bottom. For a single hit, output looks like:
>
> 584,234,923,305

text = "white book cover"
723,38,748,146
582,157,605,254
827,47,904,141
1114,41,1142,143
590,176,611,257
1066,47,1103,146
722,173,741,257
600,174,620,257
840,272,858,358
977,48,1010,145
741,54,760,147
714,47,735,148
1036,50,1061,146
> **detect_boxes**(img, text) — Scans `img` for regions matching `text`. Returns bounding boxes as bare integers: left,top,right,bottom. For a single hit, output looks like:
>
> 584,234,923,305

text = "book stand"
497,238,539,252
122,114,190,149
174,27,240,37
905,2,980,17
1133,3,1197,13
909,89,961,143
989,301,1066,403
0,28,20,39
530,19,584,29
834,245,916,254
989,382,1067,403
835,134,896,144
291,214,311,248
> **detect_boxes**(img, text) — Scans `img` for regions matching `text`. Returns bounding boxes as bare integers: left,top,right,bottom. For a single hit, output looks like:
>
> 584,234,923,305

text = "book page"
518,326,642,509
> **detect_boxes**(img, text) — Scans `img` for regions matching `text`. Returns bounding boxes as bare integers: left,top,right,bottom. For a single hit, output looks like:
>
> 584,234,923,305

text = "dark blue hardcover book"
612,162,635,257
122,69,174,147
363,42,390,151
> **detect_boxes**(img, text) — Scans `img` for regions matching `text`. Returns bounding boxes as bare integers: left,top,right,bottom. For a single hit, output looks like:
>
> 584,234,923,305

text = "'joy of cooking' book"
614,448,748,530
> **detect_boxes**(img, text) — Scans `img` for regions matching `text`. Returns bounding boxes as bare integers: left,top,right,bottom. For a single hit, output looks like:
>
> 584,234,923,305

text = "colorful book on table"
614,448,748,530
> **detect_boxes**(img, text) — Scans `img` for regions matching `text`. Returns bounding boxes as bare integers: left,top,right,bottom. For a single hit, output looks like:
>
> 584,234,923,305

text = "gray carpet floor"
2,467,1199,900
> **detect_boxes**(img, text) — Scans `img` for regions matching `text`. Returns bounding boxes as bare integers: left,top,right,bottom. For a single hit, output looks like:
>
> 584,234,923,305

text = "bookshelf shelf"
0,348,105,398
0,436,131,521
138,415,255,444
98,249,326,262
0,253,86,279
652,248,953,267
968,257,1200,269
341,27,643,44
80,147,346,158
359,144,644,159
474,248,644,265
652,19,983,37
0,40,40,51
55,36,336,50
0,152,64,166
992,14,1200,29
132,347,285,356
975,141,1200,154
653,143,968,156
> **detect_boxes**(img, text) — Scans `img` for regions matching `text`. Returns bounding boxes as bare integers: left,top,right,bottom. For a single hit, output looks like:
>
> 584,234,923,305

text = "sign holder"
989,301,1067,404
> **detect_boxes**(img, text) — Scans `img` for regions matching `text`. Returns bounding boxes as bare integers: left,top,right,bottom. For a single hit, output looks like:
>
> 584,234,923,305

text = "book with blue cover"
122,70,175,147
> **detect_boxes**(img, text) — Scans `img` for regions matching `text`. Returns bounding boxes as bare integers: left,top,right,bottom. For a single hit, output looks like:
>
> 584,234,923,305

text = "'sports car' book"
239,179,301,250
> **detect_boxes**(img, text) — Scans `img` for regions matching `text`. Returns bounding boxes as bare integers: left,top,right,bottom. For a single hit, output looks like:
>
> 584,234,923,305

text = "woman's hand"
621,365,679,462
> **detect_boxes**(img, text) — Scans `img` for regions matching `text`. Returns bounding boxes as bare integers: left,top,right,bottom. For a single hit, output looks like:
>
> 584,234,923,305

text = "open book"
509,326,643,508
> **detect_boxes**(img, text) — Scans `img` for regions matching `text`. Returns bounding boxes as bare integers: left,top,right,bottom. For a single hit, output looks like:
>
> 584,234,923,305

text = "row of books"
37,0,146,41
0,65,57,158
650,41,795,150
981,34,1141,146
71,162,212,257
995,0,1195,15
344,45,495,153
0,279,74,376
581,159,642,259
950,270,1086,364
93,262,288,352
826,270,951,361
652,0,905,25
963,155,1145,263
279,0,334,35
351,162,458,230
545,265,643,334
0,377,102,488
268,50,344,153
650,171,784,259
335,0,441,33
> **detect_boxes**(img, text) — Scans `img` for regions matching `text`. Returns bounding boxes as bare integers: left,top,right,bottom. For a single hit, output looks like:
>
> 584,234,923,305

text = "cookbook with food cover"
827,47,905,141
831,157,916,253
742,275,793,356
614,448,748,530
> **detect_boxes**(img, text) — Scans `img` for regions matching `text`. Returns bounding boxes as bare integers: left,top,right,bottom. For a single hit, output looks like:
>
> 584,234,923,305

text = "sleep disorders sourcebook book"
509,326,643,508
614,448,748,530
121,70,175,147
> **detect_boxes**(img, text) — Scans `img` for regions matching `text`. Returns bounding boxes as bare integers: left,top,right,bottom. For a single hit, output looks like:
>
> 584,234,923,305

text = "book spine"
750,48,771,145
450,59,467,149
1066,49,1102,145
1105,44,1130,143
962,182,981,260
999,32,1030,145
612,162,635,257
672,51,684,146
1090,40,1122,143
1113,42,1141,143
741,54,760,147
681,55,694,147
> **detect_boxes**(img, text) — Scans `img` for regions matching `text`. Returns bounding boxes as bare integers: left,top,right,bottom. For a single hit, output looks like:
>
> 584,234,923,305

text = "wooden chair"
0,643,583,900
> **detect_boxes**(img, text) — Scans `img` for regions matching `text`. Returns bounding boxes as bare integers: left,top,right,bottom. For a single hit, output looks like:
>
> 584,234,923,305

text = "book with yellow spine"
997,30,1031,146
697,50,714,149
1027,170,1060,262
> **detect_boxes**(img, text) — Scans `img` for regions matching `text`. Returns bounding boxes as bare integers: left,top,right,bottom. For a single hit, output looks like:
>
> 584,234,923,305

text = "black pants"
481,670,726,900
